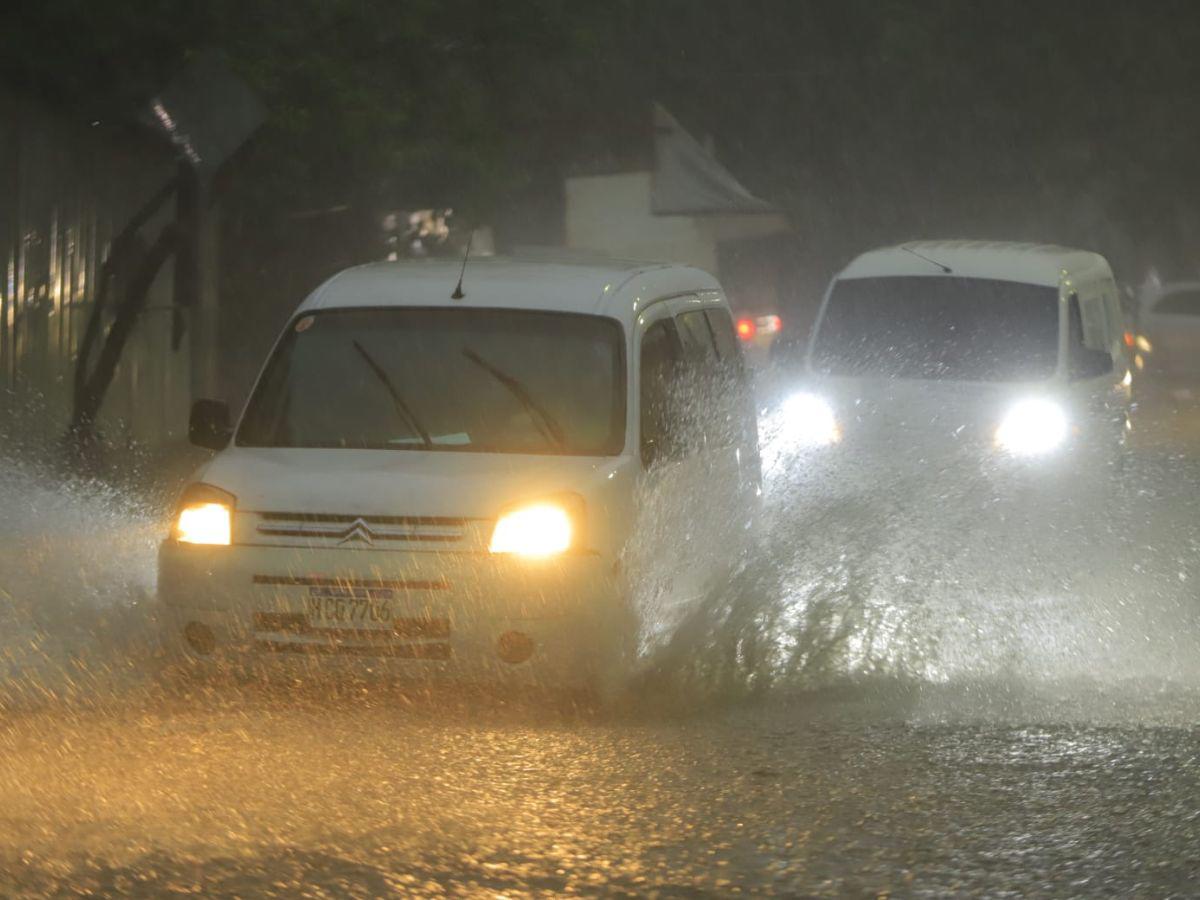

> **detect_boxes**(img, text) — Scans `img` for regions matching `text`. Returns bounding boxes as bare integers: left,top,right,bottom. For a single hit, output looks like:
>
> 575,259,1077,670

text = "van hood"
196,447,629,519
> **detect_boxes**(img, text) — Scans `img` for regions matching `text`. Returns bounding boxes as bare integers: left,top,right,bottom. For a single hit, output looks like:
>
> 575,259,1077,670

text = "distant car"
769,241,1130,467
158,258,760,697
733,311,784,368
1132,281,1200,383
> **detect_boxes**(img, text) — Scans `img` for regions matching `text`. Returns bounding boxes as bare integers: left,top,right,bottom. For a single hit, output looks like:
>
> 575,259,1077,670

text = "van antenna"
451,232,472,300
901,244,953,274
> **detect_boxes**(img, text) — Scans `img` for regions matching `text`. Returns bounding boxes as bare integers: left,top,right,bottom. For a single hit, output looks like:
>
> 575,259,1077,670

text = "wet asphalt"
1,683,1198,897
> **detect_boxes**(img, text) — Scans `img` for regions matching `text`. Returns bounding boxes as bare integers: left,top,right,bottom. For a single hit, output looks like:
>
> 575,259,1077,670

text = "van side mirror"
189,399,232,450
1070,348,1114,381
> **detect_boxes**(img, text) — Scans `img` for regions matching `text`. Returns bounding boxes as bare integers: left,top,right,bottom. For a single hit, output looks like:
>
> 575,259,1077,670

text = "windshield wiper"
351,340,433,449
461,347,567,450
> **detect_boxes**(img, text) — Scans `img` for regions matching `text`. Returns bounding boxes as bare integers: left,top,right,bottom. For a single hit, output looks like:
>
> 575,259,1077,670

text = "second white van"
777,241,1130,468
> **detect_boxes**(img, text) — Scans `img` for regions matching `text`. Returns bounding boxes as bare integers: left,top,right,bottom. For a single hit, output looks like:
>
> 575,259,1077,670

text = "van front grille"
250,511,471,548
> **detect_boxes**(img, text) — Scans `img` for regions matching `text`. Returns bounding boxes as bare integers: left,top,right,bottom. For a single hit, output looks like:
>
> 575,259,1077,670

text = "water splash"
638,402,1200,704
2,406,1198,714
0,456,165,706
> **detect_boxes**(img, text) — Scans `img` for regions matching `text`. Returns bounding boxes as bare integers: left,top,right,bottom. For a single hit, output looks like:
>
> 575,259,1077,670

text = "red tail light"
736,318,756,340
1123,331,1135,348
759,314,782,335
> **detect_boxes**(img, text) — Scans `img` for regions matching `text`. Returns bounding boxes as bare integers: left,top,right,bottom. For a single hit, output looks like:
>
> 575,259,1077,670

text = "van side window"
675,310,732,450
704,308,743,366
1068,293,1114,380
1102,291,1122,343
676,310,720,362
703,308,758,452
640,319,686,467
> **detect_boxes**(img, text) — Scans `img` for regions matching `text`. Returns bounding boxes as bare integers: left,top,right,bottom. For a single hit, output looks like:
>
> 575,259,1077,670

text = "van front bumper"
157,542,629,688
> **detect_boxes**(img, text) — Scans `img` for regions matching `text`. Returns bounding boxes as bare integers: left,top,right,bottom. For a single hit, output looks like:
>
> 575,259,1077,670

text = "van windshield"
238,308,626,455
812,276,1060,381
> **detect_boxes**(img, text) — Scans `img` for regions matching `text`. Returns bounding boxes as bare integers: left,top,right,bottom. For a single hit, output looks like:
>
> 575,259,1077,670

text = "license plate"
306,586,393,628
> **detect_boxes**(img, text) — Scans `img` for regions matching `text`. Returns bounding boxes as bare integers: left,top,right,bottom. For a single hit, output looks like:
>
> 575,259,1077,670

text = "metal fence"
1,88,194,452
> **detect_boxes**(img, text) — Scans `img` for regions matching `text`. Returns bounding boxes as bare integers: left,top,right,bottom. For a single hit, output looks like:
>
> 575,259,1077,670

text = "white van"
159,258,760,695
779,241,1129,464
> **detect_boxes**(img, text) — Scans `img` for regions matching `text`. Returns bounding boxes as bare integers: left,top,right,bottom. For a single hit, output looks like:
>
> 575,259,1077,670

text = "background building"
0,87,206,456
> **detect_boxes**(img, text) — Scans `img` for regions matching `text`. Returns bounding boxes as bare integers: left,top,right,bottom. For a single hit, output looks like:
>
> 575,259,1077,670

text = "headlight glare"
995,398,1068,456
782,392,841,447
176,502,232,545
489,502,573,557
173,483,235,545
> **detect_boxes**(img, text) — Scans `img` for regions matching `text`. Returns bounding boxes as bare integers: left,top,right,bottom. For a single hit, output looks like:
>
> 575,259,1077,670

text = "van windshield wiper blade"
461,347,567,450
351,340,433,449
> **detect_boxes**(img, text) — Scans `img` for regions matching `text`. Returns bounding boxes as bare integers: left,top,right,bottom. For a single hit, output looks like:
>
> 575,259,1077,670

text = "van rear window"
238,308,626,455
812,276,1059,381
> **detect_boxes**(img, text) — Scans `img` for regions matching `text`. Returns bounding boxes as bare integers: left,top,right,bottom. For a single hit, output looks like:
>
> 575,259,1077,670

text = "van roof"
838,240,1112,288
297,257,722,325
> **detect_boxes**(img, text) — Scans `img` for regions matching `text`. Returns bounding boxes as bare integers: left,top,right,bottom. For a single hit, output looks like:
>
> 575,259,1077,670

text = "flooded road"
2,393,1199,896
1,685,1198,896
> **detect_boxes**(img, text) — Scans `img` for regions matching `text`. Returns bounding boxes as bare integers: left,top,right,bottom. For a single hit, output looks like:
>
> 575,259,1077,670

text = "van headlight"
782,392,841,447
489,501,575,557
994,398,1068,456
173,484,234,545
